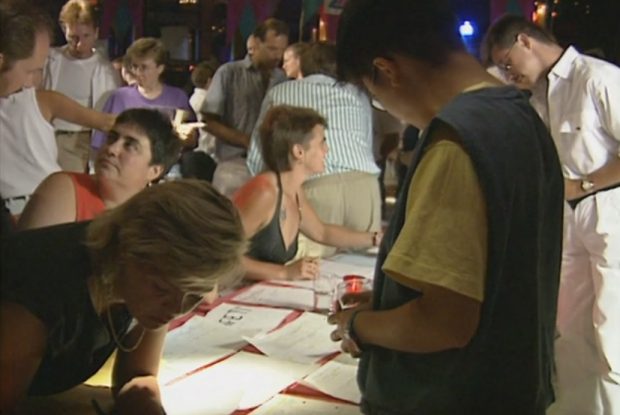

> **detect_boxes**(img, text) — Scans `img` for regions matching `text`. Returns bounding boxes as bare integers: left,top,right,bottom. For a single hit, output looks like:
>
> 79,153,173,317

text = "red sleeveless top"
68,173,106,221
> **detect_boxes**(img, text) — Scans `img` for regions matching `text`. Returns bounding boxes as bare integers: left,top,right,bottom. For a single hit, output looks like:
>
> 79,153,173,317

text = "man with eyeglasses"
484,14,620,415
328,1,564,414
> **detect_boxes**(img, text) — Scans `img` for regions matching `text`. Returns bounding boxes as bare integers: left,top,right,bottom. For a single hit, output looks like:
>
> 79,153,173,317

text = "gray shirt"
202,56,287,161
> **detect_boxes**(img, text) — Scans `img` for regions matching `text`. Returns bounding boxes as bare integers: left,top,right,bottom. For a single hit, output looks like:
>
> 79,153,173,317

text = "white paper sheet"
321,258,375,280
249,394,362,415
159,346,235,385
268,279,315,289
232,284,315,309
330,253,377,268
244,312,340,364
159,305,292,384
168,303,293,349
302,359,362,403
161,351,316,413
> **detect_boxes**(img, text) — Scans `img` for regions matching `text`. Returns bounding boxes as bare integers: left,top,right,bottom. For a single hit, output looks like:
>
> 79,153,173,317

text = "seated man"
19,108,182,229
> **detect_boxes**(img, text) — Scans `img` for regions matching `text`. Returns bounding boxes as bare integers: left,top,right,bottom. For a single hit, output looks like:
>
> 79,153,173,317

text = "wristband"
346,310,366,351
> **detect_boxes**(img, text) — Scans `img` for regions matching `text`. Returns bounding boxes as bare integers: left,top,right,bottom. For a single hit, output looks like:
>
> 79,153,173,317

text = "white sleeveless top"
0,87,60,198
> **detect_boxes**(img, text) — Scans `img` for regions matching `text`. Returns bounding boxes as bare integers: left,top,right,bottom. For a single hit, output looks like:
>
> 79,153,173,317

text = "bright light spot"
459,21,475,37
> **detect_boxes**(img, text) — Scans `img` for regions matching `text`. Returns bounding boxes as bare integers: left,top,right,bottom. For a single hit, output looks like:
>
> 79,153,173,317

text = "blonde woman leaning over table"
18,108,182,230
0,180,246,414
233,105,383,282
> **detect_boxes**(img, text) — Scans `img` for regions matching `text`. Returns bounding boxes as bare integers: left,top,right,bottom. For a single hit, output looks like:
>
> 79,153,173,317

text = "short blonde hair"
87,180,247,296
59,0,98,28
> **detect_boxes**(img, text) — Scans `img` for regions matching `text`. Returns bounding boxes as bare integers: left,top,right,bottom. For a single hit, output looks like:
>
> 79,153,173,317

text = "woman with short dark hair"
234,105,381,281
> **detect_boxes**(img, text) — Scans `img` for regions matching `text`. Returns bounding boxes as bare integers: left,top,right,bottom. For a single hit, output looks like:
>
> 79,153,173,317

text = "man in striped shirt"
247,42,381,258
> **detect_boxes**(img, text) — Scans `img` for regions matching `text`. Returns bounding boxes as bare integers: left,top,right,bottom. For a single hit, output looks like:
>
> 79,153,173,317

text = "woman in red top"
18,108,181,229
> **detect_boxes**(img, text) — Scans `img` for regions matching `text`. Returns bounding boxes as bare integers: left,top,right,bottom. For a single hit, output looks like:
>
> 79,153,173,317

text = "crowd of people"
1,0,618,413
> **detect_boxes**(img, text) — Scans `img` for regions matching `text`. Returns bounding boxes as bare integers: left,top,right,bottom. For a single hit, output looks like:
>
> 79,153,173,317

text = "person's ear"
156,64,165,77
147,164,165,183
372,57,400,87
517,33,532,50
291,143,304,160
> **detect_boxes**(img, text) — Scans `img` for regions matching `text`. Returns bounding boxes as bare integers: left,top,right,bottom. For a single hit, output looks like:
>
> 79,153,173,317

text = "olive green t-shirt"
383,139,488,301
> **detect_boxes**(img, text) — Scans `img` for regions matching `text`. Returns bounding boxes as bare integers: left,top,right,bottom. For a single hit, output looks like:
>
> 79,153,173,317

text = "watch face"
581,180,594,191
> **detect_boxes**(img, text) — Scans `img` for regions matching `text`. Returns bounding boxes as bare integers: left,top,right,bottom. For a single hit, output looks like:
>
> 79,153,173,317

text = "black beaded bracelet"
346,310,366,351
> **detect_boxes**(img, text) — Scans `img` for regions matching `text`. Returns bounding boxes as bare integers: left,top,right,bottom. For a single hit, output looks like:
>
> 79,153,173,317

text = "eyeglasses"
497,38,518,75
369,65,386,111
179,291,205,314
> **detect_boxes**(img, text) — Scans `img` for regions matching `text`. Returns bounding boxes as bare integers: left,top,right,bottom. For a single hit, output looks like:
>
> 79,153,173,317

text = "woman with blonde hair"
234,105,381,281
1,180,246,413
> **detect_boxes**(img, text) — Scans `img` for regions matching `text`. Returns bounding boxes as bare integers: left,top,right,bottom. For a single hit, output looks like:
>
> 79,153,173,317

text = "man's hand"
328,307,364,357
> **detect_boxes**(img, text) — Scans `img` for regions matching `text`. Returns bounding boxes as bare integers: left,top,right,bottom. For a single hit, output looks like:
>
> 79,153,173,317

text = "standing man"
484,15,620,415
329,1,564,414
0,1,52,224
43,0,120,173
0,1,51,98
201,18,289,196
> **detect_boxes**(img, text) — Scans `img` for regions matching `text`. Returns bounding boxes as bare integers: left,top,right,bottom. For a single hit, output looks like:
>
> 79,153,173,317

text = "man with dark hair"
201,18,289,196
328,1,564,414
485,14,620,415
247,42,381,259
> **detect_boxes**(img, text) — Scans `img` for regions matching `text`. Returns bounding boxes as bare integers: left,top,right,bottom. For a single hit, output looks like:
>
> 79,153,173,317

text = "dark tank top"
247,174,299,264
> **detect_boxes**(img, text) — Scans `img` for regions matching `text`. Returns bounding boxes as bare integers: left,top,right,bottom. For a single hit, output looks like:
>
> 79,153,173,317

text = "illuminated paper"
244,312,340,364
161,352,316,413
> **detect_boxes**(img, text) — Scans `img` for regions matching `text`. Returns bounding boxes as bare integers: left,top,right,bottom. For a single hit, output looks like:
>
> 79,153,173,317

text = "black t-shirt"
1,221,131,395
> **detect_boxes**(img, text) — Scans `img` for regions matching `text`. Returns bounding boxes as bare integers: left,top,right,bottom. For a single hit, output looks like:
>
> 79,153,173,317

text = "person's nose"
105,139,123,156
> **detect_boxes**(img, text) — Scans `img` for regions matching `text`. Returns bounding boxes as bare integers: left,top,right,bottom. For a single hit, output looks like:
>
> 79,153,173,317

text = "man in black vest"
328,1,564,414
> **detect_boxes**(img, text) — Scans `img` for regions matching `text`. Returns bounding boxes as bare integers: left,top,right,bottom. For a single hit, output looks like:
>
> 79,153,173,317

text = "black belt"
567,182,620,209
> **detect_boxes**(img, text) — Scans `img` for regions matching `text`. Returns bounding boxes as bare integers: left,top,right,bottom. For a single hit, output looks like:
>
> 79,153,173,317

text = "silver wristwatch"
580,179,595,192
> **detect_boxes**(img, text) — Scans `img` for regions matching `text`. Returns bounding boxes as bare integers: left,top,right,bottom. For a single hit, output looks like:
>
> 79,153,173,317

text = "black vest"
360,86,564,415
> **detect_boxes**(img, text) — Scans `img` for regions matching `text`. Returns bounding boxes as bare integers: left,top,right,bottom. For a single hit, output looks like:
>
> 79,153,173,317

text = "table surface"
15,252,376,415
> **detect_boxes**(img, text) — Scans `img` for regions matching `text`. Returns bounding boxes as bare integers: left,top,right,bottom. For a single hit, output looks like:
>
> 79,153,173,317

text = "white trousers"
548,188,620,415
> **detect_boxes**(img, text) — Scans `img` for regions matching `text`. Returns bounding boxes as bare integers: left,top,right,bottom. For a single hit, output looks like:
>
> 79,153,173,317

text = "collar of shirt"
242,55,254,69
302,74,337,84
549,46,579,81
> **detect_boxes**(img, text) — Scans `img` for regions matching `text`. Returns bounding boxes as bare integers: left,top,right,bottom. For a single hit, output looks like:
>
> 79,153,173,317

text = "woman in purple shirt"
92,38,195,151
